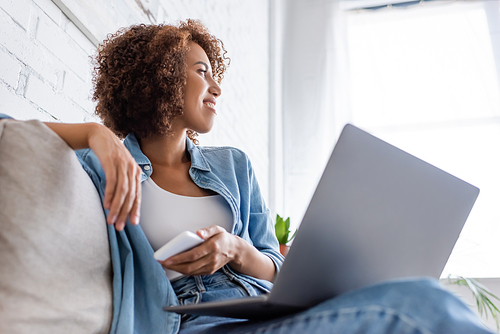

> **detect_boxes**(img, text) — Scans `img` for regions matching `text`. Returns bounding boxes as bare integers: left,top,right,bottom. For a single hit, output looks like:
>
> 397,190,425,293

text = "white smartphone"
154,231,204,262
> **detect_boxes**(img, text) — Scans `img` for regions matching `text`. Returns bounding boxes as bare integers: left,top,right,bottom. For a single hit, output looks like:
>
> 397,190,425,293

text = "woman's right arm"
0,118,141,231
47,122,142,231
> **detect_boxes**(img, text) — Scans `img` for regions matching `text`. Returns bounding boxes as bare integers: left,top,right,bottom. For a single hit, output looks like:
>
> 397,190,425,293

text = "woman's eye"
198,69,207,76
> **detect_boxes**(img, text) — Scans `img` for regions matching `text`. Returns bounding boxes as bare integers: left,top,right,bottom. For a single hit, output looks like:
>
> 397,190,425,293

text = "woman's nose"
209,79,222,98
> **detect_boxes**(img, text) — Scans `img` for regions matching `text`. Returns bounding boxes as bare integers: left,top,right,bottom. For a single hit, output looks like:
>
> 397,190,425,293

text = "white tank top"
140,177,233,264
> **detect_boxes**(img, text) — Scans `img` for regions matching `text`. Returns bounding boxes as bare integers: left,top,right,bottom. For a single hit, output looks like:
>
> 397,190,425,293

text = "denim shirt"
75,133,284,334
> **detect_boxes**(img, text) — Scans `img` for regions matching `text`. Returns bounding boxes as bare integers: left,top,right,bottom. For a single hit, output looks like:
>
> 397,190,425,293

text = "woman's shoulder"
195,145,254,175
198,145,249,162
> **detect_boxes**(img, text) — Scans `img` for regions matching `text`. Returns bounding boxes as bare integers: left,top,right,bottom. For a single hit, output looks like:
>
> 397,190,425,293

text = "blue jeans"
172,268,493,334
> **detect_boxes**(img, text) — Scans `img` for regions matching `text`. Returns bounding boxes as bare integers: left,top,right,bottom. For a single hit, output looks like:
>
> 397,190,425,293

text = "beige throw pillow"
0,120,112,334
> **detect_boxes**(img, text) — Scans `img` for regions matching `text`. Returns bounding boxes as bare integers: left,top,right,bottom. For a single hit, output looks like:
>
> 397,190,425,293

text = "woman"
76,20,281,333
0,20,493,334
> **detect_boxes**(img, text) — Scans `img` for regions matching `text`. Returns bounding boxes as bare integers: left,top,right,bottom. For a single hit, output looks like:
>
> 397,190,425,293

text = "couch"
0,119,113,333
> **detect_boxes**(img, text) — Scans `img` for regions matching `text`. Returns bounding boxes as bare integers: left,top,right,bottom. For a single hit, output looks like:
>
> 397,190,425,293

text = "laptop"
164,124,480,320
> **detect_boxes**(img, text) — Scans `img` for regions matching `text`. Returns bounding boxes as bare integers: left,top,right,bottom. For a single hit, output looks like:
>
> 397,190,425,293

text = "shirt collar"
123,133,150,166
185,137,211,172
123,133,211,172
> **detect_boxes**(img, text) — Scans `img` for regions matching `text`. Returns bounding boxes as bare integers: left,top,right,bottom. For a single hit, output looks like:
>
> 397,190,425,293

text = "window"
346,1,500,278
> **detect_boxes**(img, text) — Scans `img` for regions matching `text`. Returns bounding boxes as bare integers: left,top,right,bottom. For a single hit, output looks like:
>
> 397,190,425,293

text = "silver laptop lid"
269,124,479,308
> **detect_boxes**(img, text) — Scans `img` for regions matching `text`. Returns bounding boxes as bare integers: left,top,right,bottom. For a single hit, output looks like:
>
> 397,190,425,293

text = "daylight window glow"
346,2,500,278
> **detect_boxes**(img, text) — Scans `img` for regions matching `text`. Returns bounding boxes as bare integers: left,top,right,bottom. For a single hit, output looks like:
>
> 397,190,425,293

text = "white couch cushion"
0,120,112,334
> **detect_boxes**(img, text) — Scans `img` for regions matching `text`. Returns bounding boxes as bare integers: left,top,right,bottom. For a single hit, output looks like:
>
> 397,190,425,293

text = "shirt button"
143,165,151,171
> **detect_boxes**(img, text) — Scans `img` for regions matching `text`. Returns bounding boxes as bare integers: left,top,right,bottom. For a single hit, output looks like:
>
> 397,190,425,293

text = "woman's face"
174,42,222,134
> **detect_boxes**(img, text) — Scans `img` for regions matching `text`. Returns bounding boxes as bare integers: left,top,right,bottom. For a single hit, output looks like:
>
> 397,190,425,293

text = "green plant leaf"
275,214,287,244
284,217,291,241
275,214,297,245
450,276,500,332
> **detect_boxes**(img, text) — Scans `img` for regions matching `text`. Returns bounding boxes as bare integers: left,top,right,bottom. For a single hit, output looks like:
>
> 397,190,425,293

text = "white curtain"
280,0,350,228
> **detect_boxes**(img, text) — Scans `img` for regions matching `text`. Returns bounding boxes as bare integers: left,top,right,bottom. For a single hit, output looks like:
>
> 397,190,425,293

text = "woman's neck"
139,130,189,168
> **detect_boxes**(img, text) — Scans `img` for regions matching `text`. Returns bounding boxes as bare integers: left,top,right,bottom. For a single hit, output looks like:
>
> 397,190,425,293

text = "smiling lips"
203,99,217,113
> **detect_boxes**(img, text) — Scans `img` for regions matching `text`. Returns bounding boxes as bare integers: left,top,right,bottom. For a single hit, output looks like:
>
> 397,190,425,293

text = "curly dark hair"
92,19,229,141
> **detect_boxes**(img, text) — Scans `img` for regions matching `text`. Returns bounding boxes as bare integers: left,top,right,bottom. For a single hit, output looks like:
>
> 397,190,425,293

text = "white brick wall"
0,0,272,202
0,0,98,123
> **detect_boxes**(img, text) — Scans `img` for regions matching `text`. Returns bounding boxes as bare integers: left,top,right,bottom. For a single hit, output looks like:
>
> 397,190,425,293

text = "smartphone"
153,231,204,261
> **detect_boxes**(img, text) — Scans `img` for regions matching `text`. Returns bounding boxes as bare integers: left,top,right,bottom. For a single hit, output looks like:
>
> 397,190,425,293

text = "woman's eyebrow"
193,61,209,69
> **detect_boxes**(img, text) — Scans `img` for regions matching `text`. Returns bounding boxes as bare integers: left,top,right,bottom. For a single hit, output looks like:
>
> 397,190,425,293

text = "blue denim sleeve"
74,148,108,199
244,156,285,273
0,113,15,120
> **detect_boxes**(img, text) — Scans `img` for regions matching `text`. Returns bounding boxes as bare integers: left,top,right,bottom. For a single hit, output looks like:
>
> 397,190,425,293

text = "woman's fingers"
88,124,142,231
162,228,237,275
167,253,219,276
102,165,117,211
163,251,215,275
101,160,120,224
108,166,129,229
113,163,142,229
165,242,211,265
197,225,225,240
165,227,224,265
